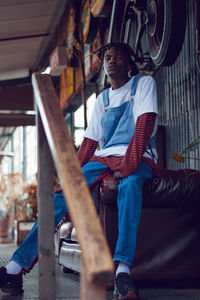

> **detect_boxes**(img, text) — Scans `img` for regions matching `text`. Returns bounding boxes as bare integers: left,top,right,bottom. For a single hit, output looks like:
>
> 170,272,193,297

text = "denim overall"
12,76,153,270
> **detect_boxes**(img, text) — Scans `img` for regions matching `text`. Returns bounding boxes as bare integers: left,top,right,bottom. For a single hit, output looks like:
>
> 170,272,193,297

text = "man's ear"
129,62,139,76
127,63,132,77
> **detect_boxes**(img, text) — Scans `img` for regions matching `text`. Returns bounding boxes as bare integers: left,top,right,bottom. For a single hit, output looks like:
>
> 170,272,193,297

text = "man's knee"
54,191,67,213
121,173,141,187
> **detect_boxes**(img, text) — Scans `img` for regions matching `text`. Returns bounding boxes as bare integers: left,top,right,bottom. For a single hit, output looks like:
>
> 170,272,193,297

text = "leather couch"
58,126,200,286
98,168,200,285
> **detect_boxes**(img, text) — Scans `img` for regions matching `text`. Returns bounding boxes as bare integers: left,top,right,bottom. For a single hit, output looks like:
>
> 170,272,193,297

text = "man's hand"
114,170,126,179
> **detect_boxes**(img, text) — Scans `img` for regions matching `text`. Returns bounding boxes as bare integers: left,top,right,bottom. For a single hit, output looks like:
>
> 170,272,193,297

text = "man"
0,42,158,299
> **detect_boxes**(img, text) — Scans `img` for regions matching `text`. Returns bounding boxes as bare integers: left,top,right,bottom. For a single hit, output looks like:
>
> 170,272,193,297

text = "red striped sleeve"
77,137,98,167
117,112,157,177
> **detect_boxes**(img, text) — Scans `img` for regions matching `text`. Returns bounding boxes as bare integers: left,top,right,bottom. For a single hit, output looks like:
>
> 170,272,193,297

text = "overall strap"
130,75,140,96
102,88,109,107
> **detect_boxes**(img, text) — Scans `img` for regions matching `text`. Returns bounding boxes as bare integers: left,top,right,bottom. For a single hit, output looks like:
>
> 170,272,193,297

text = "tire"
146,0,187,66
120,0,133,42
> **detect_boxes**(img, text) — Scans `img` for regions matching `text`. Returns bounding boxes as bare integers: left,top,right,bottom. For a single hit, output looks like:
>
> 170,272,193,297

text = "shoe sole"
114,287,140,300
1,286,24,295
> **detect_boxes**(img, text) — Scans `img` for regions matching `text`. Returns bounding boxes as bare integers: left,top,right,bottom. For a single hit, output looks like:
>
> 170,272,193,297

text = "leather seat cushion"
100,169,200,208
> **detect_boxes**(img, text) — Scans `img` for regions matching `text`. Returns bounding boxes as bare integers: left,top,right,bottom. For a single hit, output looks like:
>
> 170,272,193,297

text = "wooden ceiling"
0,0,68,148
0,0,66,77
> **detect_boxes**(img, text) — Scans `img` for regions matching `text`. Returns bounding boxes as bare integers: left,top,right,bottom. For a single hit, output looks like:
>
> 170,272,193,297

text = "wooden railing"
32,73,114,300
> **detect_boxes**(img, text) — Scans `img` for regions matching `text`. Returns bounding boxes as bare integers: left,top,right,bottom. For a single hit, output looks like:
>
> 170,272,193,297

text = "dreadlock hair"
94,42,139,77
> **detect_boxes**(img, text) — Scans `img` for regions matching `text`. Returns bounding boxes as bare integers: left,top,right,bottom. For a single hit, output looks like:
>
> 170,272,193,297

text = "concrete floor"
0,243,200,300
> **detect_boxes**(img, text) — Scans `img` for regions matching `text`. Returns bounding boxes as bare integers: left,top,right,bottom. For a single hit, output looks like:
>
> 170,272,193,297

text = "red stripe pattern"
90,113,157,176
77,137,98,167
117,112,157,176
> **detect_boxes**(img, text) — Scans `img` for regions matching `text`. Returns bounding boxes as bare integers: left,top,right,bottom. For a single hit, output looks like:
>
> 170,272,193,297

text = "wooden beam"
81,259,106,300
0,113,35,126
32,72,114,286
0,85,33,110
37,110,56,299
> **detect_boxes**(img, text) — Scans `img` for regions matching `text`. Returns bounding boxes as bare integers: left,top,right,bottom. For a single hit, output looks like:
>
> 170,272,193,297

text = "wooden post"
80,259,106,300
32,73,113,287
36,109,56,300
79,21,88,130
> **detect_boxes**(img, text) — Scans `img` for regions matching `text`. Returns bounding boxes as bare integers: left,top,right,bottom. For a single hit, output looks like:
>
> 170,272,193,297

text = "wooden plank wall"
154,0,200,171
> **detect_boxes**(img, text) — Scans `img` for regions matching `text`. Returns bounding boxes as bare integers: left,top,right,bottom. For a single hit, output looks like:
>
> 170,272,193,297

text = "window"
73,93,96,148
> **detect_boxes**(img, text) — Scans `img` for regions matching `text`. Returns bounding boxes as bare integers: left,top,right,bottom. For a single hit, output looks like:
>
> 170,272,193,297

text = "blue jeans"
11,161,152,271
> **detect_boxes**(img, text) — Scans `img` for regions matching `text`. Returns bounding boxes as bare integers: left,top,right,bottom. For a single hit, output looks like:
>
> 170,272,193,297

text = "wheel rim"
146,0,165,60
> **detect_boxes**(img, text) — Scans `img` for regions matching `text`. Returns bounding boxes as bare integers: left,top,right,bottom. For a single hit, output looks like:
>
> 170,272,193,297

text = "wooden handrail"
32,73,113,287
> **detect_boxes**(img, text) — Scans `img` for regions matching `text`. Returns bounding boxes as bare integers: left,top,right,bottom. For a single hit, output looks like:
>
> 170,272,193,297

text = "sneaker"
114,272,140,299
0,267,24,295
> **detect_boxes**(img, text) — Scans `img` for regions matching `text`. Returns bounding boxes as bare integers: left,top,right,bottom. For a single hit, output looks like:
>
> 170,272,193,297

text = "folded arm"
114,112,157,179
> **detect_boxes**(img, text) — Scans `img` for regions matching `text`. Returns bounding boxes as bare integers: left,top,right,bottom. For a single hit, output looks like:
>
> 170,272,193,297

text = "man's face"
103,47,131,78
